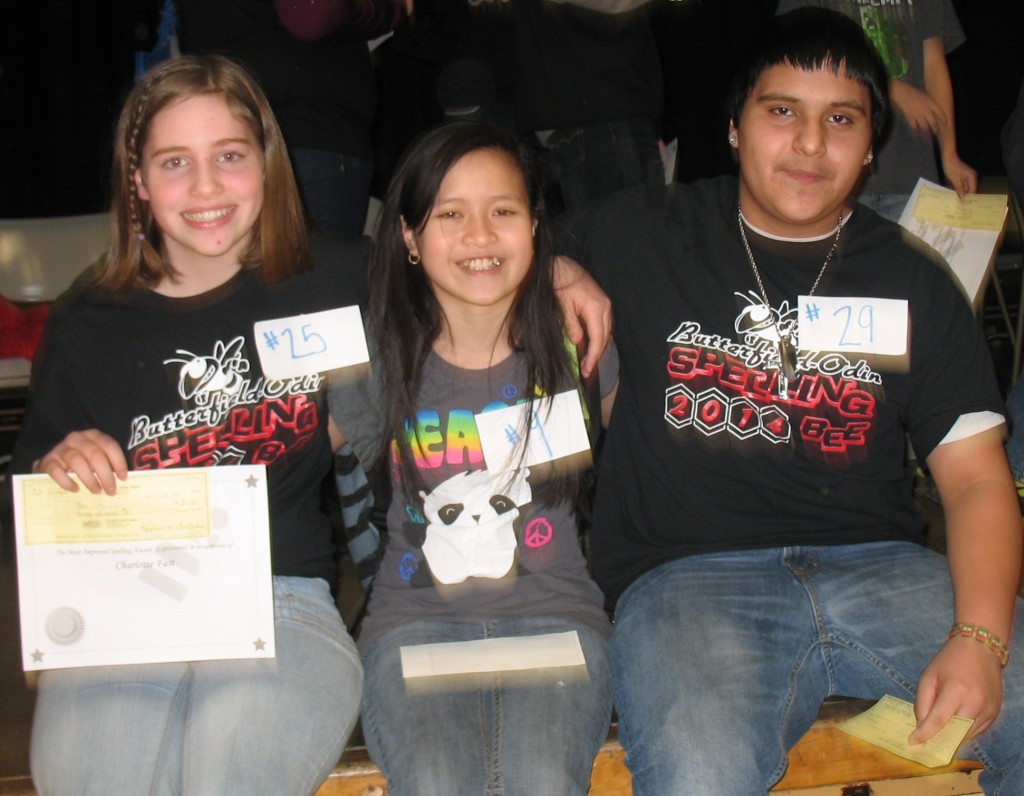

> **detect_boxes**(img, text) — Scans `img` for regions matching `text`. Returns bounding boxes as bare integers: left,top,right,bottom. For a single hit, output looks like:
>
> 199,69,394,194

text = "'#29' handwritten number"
833,304,874,348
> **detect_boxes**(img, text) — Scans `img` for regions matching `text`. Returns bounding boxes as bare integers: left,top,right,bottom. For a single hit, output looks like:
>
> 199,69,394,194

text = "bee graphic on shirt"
167,336,249,404
734,290,799,346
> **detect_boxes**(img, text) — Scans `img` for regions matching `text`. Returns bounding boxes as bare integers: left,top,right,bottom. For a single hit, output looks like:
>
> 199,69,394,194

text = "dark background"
1,0,1022,219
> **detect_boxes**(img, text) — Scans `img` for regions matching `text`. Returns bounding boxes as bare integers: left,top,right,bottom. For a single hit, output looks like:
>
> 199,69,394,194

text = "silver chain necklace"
737,206,844,388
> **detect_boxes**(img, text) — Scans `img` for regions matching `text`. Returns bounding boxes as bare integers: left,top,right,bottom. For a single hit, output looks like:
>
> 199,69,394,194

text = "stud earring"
865,152,874,164
728,135,737,146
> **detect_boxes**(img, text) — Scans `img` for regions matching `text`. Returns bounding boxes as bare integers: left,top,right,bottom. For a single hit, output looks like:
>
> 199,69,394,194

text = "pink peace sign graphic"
524,517,553,548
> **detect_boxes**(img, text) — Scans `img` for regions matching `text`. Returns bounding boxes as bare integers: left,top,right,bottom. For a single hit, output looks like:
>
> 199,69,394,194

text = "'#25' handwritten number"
280,324,328,359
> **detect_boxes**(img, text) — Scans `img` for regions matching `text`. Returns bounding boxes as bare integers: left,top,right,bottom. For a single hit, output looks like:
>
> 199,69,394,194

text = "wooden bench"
310,700,982,796
0,699,982,796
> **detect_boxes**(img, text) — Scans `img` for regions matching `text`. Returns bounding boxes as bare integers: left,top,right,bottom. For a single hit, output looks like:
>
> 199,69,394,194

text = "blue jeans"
538,117,664,216
361,616,613,796
610,543,1024,795
31,576,363,796
290,148,373,237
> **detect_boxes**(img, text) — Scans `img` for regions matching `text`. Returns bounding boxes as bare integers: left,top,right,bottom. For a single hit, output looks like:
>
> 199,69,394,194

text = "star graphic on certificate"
31,650,44,663
253,638,267,651
245,474,260,488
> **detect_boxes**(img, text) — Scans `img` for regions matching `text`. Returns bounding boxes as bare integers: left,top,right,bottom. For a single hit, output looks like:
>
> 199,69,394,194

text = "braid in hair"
125,85,148,244
127,81,168,286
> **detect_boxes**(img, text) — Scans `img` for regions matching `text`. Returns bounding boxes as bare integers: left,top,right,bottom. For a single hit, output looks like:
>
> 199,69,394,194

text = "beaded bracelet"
946,623,1010,668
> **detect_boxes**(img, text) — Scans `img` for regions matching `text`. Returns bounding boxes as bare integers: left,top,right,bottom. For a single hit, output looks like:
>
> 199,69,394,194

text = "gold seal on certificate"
45,607,85,646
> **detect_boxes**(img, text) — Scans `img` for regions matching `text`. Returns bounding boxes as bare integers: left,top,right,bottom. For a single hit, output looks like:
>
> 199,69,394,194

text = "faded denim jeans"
31,576,363,796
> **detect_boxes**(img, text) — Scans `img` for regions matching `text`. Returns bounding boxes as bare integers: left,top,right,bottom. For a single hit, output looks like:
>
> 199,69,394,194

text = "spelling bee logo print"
127,336,323,469
663,295,882,463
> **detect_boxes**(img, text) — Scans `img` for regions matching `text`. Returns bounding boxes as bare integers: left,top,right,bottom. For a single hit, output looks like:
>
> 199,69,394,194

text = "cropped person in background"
777,0,977,220
511,0,666,216
1002,77,1024,209
998,77,1024,493
177,0,409,237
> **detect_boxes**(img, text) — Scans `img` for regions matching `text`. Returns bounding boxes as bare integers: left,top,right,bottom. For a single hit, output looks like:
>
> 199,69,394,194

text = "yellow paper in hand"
913,184,1007,231
19,471,211,545
839,695,973,768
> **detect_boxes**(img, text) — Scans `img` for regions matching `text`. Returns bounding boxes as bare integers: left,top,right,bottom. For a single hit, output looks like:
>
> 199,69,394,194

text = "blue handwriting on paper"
832,304,875,348
276,323,328,359
502,409,554,460
529,409,554,459
798,295,906,357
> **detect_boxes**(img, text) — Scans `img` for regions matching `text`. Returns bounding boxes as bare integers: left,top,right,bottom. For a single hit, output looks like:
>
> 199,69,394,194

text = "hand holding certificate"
14,466,275,671
898,178,1008,309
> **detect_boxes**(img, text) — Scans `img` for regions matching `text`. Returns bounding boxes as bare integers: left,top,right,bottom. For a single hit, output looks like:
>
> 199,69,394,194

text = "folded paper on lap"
400,631,585,678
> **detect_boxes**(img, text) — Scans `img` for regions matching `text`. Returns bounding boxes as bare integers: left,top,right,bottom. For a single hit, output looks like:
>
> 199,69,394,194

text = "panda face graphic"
418,469,532,585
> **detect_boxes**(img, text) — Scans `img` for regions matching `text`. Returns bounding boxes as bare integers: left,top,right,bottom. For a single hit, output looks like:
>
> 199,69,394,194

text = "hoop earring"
407,252,421,266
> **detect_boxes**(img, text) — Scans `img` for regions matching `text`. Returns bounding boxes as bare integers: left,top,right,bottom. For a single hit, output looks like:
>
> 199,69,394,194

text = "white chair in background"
0,212,110,390
0,212,110,304
1,213,110,528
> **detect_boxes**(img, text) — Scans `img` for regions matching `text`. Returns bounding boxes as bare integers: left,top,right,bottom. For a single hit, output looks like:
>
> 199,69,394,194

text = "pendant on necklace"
738,205,845,400
778,334,799,381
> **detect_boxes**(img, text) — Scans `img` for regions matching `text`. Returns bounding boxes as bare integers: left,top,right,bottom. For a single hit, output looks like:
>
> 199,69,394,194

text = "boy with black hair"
570,8,1024,793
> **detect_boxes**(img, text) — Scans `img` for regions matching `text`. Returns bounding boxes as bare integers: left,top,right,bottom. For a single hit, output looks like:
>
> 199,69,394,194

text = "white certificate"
13,466,275,671
898,178,1007,309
